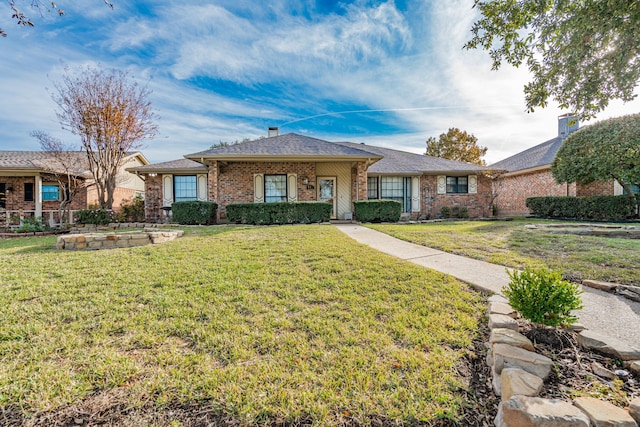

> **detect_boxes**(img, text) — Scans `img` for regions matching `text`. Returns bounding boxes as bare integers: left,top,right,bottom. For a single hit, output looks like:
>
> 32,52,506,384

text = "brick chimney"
558,114,579,139
268,127,279,137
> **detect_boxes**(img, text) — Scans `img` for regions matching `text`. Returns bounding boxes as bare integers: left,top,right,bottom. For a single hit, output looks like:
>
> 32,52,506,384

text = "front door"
317,177,337,219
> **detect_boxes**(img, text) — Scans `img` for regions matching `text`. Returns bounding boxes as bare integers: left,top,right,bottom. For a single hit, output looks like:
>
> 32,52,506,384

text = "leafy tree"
1,0,113,38
465,1,640,120
30,131,88,228
51,66,158,209
551,113,640,196
425,128,487,165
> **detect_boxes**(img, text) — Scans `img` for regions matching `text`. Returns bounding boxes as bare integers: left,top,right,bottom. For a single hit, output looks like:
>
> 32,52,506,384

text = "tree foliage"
1,0,113,38
51,66,158,209
465,1,640,120
425,127,487,165
551,113,640,195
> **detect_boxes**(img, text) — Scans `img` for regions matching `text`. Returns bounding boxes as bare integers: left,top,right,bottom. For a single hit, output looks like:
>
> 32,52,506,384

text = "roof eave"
184,154,383,162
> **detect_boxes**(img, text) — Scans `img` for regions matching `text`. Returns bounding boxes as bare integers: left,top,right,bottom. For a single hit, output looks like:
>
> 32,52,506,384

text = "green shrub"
16,216,47,233
526,195,638,220
172,201,218,225
440,206,451,219
226,202,331,225
75,209,116,225
353,200,402,222
440,206,469,219
503,267,583,327
114,195,145,223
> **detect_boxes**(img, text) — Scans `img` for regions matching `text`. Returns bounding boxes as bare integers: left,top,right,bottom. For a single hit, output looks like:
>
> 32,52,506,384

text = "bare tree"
483,169,506,217
1,1,113,38
31,130,88,227
51,66,158,209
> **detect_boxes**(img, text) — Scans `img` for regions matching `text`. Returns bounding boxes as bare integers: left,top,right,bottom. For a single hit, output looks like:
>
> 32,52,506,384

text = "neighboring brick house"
489,115,628,216
0,151,148,227
129,130,492,223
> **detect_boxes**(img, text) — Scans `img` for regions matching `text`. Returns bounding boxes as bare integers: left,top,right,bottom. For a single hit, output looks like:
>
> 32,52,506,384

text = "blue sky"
1,0,639,164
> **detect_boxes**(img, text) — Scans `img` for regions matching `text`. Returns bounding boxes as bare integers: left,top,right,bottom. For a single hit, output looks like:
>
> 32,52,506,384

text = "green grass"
0,225,485,425
367,219,640,285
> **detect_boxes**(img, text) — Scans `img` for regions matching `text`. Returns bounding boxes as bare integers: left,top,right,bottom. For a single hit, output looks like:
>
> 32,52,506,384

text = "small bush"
114,195,145,223
16,216,47,233
503,267,583,327
226,202,331,225
75,209,116,225
440,206,469,219
353,200,401,222
172,201,218,225
440,206,451,219
526,195,638,220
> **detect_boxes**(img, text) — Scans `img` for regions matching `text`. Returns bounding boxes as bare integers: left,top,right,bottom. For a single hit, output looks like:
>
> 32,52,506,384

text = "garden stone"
492,343,553,379
488,294,509,304
492,367,502,396
624,360,640,376
577,330,640,361
630,398,640,424
500,367,544,401
489,314,518,331
488,302,517,318
616,286,640,303
490,328,535,352
582,279,618,292
495,395,590,427
573,396,638,427
591,361,615,379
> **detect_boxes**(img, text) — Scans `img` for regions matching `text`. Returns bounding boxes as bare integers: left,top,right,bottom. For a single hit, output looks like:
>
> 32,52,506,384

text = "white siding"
316,163,351,219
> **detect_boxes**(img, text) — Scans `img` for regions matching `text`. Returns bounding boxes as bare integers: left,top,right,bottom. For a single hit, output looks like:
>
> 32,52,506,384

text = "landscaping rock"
500,367,544,401
616,285,640,303
492,367,502,396
577,330,640,361
573,396,638,427
488,294,509,304
492,343,553,379
488,302,518,318
490,328,535,352
630,398,640,425
568,322,587,332
591,361,616,379
496,395,590,427
582,279,619,292
489,314,519,331
624,360,640,376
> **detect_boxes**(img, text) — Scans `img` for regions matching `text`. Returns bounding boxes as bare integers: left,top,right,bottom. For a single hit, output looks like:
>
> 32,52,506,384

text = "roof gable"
489,137,563,172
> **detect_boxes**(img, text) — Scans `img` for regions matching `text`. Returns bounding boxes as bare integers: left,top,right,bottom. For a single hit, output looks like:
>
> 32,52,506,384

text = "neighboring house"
129,129,492,222
85,152,149,209
0,151,148,227
489,115,627,216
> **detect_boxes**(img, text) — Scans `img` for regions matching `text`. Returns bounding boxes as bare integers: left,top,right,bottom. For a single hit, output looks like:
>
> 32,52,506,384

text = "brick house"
489,115,629,216
0,151,148,227
129,130,492,223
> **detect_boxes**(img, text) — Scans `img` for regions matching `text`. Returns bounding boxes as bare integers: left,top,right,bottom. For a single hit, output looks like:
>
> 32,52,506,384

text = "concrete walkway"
335,224,640,349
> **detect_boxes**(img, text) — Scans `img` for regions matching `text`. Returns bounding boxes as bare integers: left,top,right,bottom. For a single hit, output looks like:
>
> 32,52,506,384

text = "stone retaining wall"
487,295,640,426
57,229,183,250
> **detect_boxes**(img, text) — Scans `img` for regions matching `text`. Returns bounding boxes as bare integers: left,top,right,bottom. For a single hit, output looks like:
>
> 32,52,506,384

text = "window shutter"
436,176,446,194
162,174,173,206
254,174,264,203
411,176,420,212
468,175,477,194
197,174,207,201
287,174,298,202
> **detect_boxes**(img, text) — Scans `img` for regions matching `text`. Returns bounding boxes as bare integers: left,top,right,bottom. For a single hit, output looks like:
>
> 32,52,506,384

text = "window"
42,184,60,201
24,183,34,202
0,183,5,208
380,176,412,212
622,183,640,195
367,176,379,199
174,176,197,202
446,176,468,194
264,175,287,203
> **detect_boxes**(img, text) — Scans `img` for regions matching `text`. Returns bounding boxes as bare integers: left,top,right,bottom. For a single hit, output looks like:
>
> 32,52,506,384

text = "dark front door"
0,183,6,209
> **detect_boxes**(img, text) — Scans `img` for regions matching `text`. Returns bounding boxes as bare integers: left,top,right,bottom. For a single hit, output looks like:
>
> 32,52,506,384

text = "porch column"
35,175,42,219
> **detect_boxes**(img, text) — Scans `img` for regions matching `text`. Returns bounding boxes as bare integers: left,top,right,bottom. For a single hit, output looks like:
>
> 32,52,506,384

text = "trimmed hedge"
226,202,332,225
171,201,218,225
526,195,638,220
353,200,402,223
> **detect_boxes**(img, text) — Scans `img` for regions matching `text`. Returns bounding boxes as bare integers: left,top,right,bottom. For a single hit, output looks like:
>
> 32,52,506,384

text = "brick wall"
87,186,141,210
494,169,575,216
420,174,493,219
576,180,615,196
352,162,368,203
144,175,164,223
0,175,87,216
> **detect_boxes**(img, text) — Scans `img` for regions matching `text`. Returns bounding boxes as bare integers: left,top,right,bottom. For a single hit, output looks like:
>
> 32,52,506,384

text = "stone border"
582,279,640,303
487,295,640,426
56,229,184,250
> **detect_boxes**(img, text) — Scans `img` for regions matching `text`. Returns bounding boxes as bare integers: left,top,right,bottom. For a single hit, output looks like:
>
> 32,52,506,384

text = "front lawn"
0,225,485,425
367,219,640,285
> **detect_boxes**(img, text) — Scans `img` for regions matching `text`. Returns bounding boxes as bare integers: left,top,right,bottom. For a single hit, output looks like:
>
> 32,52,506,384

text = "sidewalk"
335,224,640,349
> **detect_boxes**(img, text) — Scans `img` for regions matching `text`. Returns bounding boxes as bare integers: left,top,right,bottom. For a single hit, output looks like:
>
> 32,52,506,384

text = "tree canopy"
425,128,487,165
551,113,640,195
51,66,158,209
1,0,113,37
465,1,640,120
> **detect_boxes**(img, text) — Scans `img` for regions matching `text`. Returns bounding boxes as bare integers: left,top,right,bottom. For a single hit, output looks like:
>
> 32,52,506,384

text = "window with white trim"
264,175,287,203
446,176,468,194
368,176,413,212
367,176,379,199
174,176,197,202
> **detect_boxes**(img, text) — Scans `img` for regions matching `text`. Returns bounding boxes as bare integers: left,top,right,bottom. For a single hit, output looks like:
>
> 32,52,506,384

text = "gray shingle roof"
0,151,92,177
335,142,487,174
489,137,562,173
185,133,383,160
127,158,207,173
